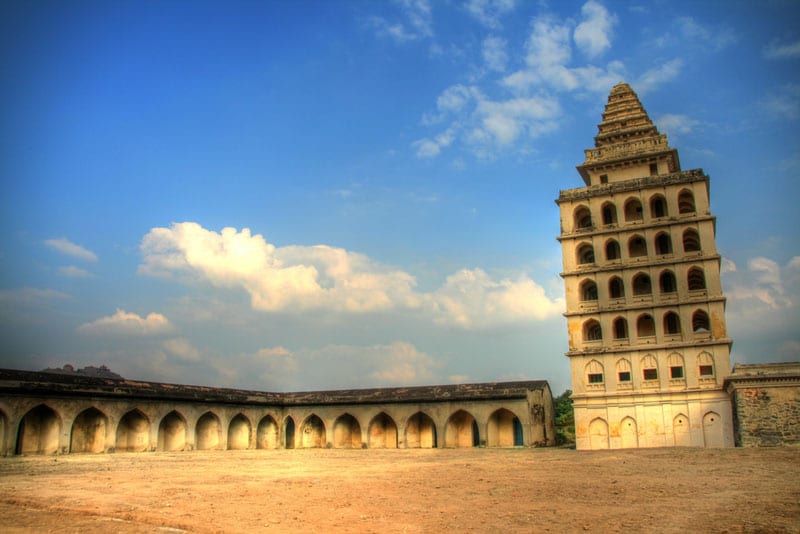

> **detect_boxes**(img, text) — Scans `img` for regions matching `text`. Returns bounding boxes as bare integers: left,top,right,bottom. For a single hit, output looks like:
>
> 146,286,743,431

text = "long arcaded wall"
0,370,555,455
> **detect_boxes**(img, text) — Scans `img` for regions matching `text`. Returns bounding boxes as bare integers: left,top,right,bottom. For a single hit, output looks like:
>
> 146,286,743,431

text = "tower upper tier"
576,82,680,186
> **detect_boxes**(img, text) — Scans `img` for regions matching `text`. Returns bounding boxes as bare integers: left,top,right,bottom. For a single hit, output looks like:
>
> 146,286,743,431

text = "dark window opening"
670,366,684,379
655,233,673,255
609,278,625,299
633,274,652,296
588,373,604,384
678,190,696,214
651,196,668,218
613,318,628,339
605,240,621,261
643,368,658,380
688,268,706,291
649,163,658,176
699,365,714,376
629,236,647,257
600,174,608,184
585,321,602,341
618,371,631,382
578,245,595,265
664,312,681,334
601,204,617,225
581,281,598,301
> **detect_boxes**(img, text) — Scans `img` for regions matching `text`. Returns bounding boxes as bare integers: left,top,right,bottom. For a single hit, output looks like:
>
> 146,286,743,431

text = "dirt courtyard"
0,447,798,533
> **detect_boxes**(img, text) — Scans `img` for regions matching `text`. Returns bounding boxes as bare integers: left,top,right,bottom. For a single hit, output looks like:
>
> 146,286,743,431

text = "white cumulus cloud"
79,309,174,336
574,0,616,58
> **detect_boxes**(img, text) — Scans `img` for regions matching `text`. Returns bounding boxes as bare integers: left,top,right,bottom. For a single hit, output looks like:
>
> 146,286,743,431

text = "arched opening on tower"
405,412,437,448
678,189,696,214
601,202,617,225
624,198,643,222
195,411,222,450
257,415,279,449
444,410,478,448
605,239,621,261
692,310,711,333
583,319,602,342
301,414,326,448
609,277,625,299
585,360,605,387
636,314,655,337
157,410,186,452
632,273,652,296
115,409,150,453
612,317,628,340
580,279,598,301
655,232,673,255
683,229,701,252
588,418,609,449
574,205,593,229
577,243,595,265
70,407,107,454
688,267,707,291
628,235,647,258
487,408,523,447
650,195,668,218
227,413,251,450
333,413,362,448
659,270,677,293
16,404,62,455
663,312,681,335
367,412,398,449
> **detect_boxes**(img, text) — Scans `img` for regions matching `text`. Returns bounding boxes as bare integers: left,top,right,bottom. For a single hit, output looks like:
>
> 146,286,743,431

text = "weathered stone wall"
726,363,800,447
0,369,555,455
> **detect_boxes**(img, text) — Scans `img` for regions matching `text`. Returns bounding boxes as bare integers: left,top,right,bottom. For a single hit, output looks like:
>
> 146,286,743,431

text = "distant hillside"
41,364,123,379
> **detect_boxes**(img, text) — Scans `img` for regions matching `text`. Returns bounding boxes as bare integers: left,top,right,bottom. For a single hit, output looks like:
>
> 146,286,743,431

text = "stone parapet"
557,169,708,203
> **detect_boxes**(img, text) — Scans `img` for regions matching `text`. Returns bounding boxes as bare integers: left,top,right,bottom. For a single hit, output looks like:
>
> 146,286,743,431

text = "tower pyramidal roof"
576,82,680,185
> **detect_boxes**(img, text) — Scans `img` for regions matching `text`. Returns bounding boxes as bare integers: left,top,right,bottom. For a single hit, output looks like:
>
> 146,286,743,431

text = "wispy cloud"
760,84,800,120
574,0,616,58
0,287,69,304
365,0,433,44
763,39,800,60
58,265,94,278
44,238,98,262
482,35,509,72
656,113,699,137
79,309,174,336
139,222,563,328
464,0,517,30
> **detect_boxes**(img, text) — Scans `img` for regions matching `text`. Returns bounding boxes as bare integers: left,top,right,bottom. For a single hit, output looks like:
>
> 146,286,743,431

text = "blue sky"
1,0,798,394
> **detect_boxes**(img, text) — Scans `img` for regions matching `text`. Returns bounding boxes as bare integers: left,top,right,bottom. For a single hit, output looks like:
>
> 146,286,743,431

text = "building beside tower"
557,82,735,449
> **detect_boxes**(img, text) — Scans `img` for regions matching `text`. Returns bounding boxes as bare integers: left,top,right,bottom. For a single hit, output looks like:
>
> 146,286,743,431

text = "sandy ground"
0,447,798,533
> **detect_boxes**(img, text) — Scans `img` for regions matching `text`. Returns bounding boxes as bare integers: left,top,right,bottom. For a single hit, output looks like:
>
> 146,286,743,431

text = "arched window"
678,189,696,214
688,267,706,290
605,239,621,261
612,317,628,339
574,206,593,229
650,195,668,219
641,355,659,381
632,273,652,296
616,359,632,383
601,202,618,225
637,314,655,337
586,360,604,385
698,352,715,377
664,312,681,335
624,198,643,222
668,353,685,380
659,270,677,293
683,229,701,252
584,319,602,342
577,243,595,265
609,277,625,299
628,235,647,257
692,310,710,332
655,232,673,255
580,280,598,301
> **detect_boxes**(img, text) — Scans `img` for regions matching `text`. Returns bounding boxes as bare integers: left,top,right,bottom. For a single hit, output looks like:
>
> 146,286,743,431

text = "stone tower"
556,82,734,449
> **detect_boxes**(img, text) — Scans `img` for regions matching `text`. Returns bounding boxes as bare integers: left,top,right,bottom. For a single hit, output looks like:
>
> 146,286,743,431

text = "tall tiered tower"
557,83,734,449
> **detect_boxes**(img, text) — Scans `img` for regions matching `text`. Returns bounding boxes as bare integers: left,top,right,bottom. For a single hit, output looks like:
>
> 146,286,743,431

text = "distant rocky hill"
41,364,123,379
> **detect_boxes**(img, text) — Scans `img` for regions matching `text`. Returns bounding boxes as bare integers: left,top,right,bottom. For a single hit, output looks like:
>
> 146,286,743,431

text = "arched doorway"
227,414,251,450
673,414,691,447
702,412,724,448
368,413,398,449
284,417,295,449
158,411,186,451
333,414,361,448
487,408,523,447
195,412,222,450
115,410,150,452
301,415,325,448
588,418,609,450
445,410,478,448
70,407,107,453
257,416,279,449
405,412,436,448
619,417,638,448
16,404,61,455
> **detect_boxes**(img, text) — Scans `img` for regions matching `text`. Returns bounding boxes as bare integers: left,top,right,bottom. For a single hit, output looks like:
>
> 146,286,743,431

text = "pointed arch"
632,273,652,295
628,235,647,257
588,418,609,449
195,411,222,450
702,412,724,447
678,189,696,214
227,413,251,450
601,201,618,225
659,270,677,293
624,198,643,222
333,413,362,449
698,352,715,378
574,205,593,229
577,243,595,265
641,354,659,381
655,232,673,255
673,413,691,446
668,352,685,379
637,314,656,337
283,417,296,449
692,310,711,332
405,412,437,448
368,412,398,449
616,359,632,383
609,276,625,299
612,316,628,339
688,267,706,291
487,408,523,447
301,414,326,448
256,415,279,449
663,311,681,335
683,229,701,252
580,279,598,301
605,239,621,261
583,319,602,342
650,194,668,218
445,410,478,448
116,409,149,453
158,410,186,452
70,407,107,454
620,417,638,448
16,404,62,455
585,360,604,385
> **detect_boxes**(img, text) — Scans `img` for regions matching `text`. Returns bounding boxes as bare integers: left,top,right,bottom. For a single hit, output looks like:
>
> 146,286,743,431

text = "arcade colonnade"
0,370,555,455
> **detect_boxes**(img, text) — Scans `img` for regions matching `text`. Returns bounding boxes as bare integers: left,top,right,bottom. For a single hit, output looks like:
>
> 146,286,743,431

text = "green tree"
553,389,575,446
